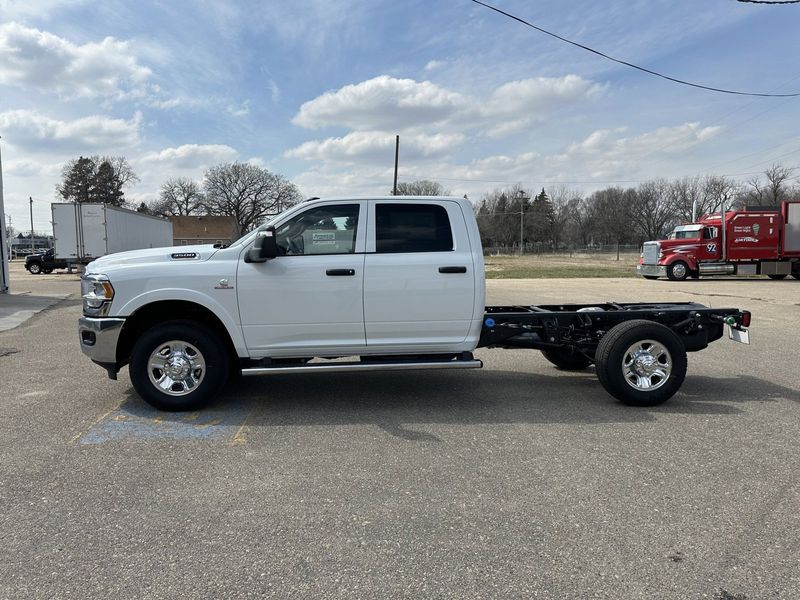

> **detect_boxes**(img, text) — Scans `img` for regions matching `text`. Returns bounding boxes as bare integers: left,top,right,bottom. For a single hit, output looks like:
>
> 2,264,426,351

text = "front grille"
642,242,660,265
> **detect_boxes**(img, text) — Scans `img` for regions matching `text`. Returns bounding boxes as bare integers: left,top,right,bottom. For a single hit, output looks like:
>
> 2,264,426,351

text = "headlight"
81,274,115,316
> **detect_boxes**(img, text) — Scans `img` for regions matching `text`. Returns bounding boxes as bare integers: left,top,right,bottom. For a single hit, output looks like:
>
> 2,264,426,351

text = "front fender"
663,253,697,271
116,288,247,356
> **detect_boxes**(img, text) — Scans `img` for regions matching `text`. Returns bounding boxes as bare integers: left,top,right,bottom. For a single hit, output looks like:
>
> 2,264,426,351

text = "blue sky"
1,0,799,233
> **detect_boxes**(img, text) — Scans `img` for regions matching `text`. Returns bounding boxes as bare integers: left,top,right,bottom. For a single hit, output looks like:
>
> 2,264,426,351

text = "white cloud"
226,100,250,117
292,74,603,139
285,131,464,164
0,22,151,100
292,122,726,201
293,75,470,130
424,60,445,71
0,109,142,151
139,144,238,169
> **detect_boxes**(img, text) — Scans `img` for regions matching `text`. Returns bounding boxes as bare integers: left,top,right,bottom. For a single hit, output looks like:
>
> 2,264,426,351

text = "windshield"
668,227,702,240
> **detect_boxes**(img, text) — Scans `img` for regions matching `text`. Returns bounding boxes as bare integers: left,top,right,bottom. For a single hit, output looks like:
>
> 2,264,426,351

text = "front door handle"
326,268,356,276
439,266,467,274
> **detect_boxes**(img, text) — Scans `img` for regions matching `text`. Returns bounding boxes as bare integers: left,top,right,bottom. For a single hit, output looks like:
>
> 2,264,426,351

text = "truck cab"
79,197,485,407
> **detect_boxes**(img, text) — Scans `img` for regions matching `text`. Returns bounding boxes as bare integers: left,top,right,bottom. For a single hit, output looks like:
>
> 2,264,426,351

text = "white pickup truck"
78,196,751,411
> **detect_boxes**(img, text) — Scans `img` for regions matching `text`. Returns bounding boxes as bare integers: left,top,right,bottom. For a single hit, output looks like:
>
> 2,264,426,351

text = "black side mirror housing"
245,226,279,263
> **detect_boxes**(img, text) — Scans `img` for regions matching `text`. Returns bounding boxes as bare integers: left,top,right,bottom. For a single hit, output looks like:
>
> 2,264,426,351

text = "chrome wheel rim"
29,264,40,274
147,340,206,396
672,263,687,279
622,339,672,392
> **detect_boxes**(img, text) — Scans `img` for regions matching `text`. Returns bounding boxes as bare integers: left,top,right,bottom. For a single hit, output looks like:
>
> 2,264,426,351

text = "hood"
658,238,702,253
85,244,220,274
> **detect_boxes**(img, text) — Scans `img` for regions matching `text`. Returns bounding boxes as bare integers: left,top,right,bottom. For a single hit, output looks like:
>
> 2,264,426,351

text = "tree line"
57,156,303,236
473,165,800,253
55,156,799,248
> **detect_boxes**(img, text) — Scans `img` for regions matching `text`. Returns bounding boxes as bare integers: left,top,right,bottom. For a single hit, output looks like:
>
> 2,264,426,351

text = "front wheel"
666,261,689,281
541,347,593,371
767,274,787,280
28,262,42,275
129,320,230,411
595,320,687,407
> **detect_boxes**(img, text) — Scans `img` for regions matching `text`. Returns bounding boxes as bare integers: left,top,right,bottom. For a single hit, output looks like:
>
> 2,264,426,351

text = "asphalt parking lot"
1,261,798,599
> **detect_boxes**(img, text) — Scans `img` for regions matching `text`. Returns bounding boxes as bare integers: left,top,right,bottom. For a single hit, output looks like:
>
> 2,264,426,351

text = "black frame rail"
478,302,749,353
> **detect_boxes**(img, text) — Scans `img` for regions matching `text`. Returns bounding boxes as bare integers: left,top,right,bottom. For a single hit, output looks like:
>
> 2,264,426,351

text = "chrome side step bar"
241,359,483,377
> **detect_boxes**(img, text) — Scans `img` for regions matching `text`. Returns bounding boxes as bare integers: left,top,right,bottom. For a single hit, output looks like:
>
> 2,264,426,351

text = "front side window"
375,204,453,253
703,227,718,239
275,204,359,255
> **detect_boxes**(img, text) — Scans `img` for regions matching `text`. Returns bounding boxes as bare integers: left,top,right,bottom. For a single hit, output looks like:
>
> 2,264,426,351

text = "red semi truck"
637,201,800,281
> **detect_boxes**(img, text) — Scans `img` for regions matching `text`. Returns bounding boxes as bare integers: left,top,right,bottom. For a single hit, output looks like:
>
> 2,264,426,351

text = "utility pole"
515,189,530,256
392,135,399,196
0,136,9,293
29,196,34,253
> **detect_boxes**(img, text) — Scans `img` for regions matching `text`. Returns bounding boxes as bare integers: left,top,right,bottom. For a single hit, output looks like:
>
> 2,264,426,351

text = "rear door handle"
439,266,467,274
326,268,356,276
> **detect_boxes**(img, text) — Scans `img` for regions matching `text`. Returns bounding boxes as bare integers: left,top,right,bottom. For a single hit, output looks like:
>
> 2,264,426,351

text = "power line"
470,0,800,97
736,0,800,4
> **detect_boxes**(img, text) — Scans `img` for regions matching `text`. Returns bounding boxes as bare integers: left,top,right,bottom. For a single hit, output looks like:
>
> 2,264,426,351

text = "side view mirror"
245,227,279,263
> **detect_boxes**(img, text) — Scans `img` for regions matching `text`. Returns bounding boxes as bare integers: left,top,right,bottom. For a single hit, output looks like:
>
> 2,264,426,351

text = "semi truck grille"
642,242,660,265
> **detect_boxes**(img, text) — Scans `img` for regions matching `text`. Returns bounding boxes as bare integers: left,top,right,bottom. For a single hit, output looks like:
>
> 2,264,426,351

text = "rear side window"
375,204,454,253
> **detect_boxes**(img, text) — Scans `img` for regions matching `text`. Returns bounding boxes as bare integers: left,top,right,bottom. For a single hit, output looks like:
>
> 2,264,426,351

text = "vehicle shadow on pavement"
80,371,796,444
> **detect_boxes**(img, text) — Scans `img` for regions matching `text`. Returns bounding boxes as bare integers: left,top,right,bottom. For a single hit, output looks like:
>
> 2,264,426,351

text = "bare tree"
393,180,450,196
153,178,206,216
703,175,739,213
203,163,302,236
628,179,673,242
743,164,794,208
548,185,582,249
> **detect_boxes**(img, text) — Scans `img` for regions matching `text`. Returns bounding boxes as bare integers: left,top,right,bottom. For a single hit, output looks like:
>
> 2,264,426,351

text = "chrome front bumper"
78,317,125,364
636,264,667,278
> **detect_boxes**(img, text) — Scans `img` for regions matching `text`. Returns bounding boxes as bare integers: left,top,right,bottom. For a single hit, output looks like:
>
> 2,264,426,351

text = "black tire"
642,275,659,281
595,319,687,407
129,320,229,411
792,273,800,280
541,347,593,371
666,261,690,281
28,262,42,275
767,274,787,280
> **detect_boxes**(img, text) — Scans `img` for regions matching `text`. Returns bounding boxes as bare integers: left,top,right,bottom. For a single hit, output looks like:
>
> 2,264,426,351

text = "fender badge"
171,252,197,259
214,278,234,290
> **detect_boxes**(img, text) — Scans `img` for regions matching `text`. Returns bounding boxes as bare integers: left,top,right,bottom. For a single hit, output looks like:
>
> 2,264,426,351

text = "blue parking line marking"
78,396,251,444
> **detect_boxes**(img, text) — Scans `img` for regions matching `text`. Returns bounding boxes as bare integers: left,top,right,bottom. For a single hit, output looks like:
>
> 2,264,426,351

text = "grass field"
484,252,640,279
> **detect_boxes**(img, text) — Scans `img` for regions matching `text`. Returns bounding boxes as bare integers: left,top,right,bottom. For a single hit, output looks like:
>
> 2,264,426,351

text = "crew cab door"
237,202,367,356
363,200,476,348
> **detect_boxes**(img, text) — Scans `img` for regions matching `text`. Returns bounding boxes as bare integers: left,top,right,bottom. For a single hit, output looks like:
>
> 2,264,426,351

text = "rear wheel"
793,273,800,280
666,261,689,281
767,274,787,280
129,320,229,411
28,262,42,275
541,347,593,371
595,320,687,407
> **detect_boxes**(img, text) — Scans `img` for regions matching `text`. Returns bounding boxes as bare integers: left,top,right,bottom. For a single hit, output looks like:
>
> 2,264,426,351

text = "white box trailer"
52,203,173,262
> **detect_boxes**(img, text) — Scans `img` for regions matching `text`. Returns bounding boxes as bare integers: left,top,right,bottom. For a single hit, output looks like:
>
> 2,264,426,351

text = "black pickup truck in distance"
25,249,71,274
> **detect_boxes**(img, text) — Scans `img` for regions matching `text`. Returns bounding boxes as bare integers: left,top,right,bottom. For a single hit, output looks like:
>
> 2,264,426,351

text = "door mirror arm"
244,226,279,263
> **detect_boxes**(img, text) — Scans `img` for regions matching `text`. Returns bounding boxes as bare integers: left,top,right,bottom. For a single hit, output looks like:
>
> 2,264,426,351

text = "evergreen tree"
57,156,95,204
529,187,555,245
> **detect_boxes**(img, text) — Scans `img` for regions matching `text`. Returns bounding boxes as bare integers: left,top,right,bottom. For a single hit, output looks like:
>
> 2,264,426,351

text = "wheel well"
116,300,238,367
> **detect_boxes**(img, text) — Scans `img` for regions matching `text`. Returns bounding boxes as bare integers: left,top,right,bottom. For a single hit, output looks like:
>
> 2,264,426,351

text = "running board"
241,359,483,376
